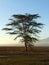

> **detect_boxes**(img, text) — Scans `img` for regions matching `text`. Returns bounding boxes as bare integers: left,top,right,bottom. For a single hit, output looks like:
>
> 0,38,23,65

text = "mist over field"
35,37,49,46
0,37,49,46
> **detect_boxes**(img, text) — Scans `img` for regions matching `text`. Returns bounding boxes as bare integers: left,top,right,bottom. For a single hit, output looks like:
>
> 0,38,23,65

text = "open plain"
0,46,49,65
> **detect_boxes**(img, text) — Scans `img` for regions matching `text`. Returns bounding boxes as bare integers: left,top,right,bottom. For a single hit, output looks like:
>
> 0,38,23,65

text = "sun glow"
0,37,24,46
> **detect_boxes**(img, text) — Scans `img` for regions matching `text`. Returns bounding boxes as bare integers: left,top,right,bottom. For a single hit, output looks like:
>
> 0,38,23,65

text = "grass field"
0,46,49,65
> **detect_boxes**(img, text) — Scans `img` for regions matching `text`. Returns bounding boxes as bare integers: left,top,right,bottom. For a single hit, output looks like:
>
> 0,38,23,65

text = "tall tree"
2,13,43,51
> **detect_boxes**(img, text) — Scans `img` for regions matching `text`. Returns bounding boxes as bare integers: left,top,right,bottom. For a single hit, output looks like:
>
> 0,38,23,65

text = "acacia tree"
2,13,43,51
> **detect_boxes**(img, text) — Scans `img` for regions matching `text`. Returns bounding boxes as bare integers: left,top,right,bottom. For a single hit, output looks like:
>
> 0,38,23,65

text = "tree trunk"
25,42,27,52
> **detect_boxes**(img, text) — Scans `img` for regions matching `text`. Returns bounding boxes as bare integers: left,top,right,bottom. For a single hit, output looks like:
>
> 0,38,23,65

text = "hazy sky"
0,0,49,46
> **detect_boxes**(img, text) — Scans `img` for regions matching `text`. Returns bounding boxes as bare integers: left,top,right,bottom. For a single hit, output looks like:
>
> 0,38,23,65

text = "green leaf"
14,34,22,40
2,28,12,30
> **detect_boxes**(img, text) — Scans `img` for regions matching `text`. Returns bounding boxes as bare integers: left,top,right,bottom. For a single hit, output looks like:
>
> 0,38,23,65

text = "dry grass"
0,46,49,65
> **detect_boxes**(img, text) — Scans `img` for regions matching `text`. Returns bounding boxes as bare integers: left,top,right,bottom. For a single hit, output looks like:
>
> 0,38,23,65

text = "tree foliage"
2,13,43,51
